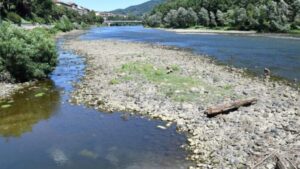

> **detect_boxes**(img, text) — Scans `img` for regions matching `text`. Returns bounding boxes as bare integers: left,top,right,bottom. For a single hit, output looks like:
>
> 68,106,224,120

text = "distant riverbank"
65,39,300,169
159,28,257,34
160,27,300,39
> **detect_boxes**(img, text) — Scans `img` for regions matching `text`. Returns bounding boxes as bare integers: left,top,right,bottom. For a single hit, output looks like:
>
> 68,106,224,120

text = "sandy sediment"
65,39,300,169
160,28,300,40
159,28,257,34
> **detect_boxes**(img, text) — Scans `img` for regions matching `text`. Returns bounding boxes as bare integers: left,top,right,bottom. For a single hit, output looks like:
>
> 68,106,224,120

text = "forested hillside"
111,0,165,16
143,0,300,32
0,0,103,25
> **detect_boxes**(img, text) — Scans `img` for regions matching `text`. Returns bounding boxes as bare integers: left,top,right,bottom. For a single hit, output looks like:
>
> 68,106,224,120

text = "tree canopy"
143,0,300,32
0,0,103,25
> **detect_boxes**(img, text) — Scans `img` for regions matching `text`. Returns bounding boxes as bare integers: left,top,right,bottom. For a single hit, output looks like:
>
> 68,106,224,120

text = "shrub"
164,9,179,28
176,7,198,28
7,12,22,25
145,12,163,27
198,8,210,26
0,23,57,82
54,16,74,32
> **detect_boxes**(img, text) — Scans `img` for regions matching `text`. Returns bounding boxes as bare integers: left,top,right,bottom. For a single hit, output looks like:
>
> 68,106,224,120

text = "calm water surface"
82,26,300,81
0,36,191,169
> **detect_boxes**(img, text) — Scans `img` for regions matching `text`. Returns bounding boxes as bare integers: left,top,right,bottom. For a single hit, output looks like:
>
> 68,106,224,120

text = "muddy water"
0,36,191,169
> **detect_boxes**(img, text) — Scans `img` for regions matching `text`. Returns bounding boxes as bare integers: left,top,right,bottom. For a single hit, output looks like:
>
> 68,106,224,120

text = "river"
82,26,300,82
1,26,299,169
0,34,191,169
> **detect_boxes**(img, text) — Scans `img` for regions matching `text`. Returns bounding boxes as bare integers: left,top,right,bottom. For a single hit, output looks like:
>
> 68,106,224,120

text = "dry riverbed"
65,40,300,169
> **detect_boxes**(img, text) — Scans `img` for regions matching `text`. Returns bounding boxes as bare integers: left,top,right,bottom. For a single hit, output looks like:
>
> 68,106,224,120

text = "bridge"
103,20,142,26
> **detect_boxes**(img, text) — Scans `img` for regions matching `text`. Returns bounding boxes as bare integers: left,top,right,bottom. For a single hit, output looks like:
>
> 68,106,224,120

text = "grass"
188,25,232,31
113,62,237,103
288,29,300,35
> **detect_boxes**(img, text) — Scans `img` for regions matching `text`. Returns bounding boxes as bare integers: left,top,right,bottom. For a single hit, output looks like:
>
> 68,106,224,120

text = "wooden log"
205,98,257,116
276,155,297,169
276,155,288,169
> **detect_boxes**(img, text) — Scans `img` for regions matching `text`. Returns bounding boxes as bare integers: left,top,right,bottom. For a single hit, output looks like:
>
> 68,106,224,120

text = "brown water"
0,36,191,169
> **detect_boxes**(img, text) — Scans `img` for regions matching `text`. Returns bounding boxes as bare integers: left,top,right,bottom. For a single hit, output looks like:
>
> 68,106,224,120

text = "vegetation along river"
0,34,191,169
82,26,300,82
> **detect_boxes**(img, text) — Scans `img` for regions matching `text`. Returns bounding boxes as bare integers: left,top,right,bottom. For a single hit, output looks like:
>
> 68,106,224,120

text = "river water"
0,35,191,169
82,26,300,81
1,26,299,169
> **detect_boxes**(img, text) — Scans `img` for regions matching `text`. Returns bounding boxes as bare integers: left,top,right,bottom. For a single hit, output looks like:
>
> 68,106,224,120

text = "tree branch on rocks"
252,152,297,169
205,98,257,116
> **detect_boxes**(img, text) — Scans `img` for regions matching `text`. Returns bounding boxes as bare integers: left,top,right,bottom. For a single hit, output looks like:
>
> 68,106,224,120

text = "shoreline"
65,39,300,169
0,29,87,101
0,83,24,100
159,28,257,34
160,28,300,40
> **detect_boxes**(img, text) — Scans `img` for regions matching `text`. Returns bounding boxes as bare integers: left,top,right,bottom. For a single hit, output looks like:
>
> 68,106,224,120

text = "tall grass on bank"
0,23,57,82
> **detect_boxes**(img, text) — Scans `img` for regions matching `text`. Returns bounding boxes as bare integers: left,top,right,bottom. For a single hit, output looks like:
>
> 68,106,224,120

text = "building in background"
53,0,90,15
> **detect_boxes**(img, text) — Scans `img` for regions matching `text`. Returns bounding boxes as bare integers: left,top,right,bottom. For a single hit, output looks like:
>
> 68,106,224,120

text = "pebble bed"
65,40,300,169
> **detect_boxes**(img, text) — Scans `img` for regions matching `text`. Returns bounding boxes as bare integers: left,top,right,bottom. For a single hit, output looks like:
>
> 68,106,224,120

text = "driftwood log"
252,152,297,169
205,98,257,116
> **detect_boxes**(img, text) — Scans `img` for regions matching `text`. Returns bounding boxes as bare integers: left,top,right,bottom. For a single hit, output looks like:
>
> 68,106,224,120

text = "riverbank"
159,28,257,34
160,28,300,39
0,29,86,101
65,40,300,169
0,83,23,100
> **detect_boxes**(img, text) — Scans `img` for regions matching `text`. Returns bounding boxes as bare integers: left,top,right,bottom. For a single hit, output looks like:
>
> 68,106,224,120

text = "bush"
144,12,163,27
7,12,22,25
176,7,198,28
164,9,179,28
54,16,74,32
198,8,210,26
0,23,57,82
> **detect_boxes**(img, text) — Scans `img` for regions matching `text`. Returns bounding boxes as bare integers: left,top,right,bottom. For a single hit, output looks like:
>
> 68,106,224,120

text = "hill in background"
111,0,165,16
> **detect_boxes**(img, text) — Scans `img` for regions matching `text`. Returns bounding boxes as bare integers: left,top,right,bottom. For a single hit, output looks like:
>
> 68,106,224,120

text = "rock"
190,87,200,93
66,39,300,169
157,125,167,130
266,163,274,169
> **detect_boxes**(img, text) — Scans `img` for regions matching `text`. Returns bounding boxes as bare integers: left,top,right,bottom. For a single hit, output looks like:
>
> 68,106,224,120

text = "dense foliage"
0,23,57,82
0,0,103,25
144,0,300,32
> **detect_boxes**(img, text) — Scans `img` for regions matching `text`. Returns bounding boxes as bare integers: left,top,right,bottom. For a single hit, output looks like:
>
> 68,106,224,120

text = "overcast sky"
62,0,149,11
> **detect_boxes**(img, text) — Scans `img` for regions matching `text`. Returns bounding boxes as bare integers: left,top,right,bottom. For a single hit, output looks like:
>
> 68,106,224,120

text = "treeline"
143,0,300,32
0,0,103,26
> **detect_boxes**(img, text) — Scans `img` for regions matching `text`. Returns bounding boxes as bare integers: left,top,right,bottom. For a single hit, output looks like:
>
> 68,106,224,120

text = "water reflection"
0,81,60,138
0,36,191,169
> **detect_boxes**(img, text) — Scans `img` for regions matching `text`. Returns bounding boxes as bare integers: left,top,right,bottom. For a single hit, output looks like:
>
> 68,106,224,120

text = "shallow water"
81,26,300,81
0,36,191,169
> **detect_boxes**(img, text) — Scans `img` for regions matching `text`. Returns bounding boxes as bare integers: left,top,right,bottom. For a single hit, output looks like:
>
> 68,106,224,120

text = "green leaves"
0,23,57,82
145,0,299,32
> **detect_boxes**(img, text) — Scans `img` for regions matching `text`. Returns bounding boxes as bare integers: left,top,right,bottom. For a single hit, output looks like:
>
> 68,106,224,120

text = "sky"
62,0,149,12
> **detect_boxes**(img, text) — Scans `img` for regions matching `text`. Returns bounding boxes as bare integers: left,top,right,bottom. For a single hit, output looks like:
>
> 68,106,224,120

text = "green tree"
216,10,225,26
198,7,209,26
164,9,179,28
209,11,217,27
